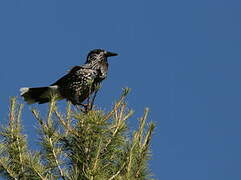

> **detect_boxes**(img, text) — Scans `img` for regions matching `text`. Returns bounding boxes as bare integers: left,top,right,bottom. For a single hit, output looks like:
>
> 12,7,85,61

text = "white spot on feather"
20,87,29,96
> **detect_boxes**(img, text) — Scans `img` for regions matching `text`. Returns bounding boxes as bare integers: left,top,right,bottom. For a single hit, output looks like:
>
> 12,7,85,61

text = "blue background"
1,0,241,179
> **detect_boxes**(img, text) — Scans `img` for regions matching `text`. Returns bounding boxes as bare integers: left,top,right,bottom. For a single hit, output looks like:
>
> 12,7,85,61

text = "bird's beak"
105,51,118,57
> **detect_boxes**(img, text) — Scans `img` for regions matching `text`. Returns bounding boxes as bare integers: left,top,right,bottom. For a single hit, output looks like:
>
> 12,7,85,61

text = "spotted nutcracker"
20,49,118,105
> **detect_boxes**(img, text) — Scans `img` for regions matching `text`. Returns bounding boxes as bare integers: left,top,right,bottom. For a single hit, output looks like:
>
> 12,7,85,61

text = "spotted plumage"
20,49,118,105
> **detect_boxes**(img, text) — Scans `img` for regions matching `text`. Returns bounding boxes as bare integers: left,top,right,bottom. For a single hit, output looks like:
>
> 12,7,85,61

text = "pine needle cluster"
0,89,155,180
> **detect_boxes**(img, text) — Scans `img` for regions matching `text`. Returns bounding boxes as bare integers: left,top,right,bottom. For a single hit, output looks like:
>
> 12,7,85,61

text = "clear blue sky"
1,0,241,179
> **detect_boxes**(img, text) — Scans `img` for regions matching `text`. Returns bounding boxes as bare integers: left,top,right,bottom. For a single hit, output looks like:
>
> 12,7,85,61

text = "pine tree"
0,89,155,180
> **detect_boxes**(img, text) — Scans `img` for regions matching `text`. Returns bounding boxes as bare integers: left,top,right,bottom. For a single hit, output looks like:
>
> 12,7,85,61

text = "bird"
20,49,118,105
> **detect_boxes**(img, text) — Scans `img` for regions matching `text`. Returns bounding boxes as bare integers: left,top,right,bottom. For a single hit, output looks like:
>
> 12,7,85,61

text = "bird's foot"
78,103,91,113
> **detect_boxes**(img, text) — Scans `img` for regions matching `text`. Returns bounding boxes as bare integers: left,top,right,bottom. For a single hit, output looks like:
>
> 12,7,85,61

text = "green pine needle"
0,89,155,179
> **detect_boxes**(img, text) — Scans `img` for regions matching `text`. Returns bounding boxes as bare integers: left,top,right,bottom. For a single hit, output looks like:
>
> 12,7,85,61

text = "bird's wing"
51,66,97,86
51,65,98,105
51,66,82,86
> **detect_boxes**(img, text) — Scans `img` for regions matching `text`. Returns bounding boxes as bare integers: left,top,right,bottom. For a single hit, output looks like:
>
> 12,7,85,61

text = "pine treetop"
0,89,155,180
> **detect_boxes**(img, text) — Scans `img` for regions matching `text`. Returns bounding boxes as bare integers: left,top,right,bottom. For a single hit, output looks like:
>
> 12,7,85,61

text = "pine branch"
32,101,67,179
0,89,155,179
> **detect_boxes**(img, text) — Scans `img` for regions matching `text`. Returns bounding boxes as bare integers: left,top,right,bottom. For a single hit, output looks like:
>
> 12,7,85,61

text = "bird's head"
86,49,118,64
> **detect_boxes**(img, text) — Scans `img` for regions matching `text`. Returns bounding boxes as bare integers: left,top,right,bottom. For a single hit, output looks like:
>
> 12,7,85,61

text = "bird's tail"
20,86,62,104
